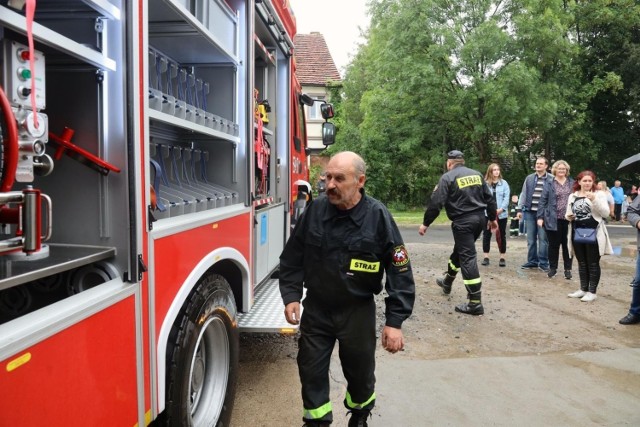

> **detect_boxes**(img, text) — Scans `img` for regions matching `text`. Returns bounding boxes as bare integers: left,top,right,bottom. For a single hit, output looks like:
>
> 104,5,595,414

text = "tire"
165,274,239,427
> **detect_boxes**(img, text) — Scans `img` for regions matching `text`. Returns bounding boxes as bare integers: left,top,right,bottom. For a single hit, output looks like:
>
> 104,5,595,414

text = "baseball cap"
447,150,464,159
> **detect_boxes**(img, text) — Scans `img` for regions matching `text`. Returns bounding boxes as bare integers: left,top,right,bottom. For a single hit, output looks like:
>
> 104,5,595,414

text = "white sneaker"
580,292,597,302
568,290,586,298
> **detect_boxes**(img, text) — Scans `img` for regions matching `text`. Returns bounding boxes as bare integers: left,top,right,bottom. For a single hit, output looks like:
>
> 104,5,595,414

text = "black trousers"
447,213,486,301
614,203,622,221
482,217,507,254
546,219,573,271
573,239,601,293
297,297,376,423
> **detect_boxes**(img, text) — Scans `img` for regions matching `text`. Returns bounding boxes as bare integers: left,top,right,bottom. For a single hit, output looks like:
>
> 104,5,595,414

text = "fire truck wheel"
165,273,239,427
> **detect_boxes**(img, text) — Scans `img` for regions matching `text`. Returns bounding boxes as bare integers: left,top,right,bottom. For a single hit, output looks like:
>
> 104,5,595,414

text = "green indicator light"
19,68,31,80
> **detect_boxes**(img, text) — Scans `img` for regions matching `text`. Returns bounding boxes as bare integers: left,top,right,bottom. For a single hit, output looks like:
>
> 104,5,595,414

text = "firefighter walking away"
418,150,498,315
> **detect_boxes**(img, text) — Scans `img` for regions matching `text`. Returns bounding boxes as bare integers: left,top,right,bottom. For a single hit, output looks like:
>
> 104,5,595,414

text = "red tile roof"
293,32,342,86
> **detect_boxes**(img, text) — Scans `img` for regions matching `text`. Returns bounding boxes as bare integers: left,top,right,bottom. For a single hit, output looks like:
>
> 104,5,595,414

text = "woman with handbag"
565,170,613,302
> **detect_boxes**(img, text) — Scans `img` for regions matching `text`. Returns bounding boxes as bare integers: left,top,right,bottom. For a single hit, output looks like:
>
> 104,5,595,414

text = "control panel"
1,39,51,182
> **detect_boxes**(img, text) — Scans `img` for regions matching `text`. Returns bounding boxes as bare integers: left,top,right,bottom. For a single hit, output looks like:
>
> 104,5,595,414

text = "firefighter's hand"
382,326,404,353
517,212,522,220
284,302,301,325
489,220,498,232
418,225,428,236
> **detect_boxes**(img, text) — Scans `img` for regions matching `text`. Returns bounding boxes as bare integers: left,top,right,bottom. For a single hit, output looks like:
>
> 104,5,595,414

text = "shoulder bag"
574,227,597,244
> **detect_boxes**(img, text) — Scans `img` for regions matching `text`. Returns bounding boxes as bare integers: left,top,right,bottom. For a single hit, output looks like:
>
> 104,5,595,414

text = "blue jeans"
630,253,640,316
524,211,549,268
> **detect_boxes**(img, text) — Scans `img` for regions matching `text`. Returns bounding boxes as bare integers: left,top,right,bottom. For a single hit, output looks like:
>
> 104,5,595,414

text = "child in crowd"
510,194,520,237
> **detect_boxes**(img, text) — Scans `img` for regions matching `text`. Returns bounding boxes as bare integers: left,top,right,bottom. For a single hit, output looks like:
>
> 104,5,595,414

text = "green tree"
334,0,639,206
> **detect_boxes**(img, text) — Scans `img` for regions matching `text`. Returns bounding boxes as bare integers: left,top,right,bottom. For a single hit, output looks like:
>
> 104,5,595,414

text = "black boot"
347,410,370,427
455,301,484,315
436,273,455,295
456,288,484,316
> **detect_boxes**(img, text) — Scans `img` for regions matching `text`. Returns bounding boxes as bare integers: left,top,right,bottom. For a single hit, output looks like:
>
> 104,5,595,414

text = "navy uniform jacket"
423,164,497,226
279,190,415,329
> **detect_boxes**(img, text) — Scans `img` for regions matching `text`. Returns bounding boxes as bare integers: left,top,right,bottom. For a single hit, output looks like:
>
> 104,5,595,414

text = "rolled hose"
0,85,18,193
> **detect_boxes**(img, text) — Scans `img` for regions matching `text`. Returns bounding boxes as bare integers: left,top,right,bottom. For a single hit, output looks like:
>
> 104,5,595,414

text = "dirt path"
230,231,640,426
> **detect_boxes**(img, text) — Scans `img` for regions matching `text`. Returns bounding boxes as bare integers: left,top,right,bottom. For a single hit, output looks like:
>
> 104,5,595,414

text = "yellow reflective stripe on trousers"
303,402,332,420
463,277,481,285
448,259,459,271
345,391,376,410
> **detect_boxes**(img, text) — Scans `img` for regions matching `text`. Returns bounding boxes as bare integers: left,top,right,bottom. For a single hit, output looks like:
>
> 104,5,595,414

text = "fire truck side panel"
151,211,251,321
150,210,251,412
0,286,140,427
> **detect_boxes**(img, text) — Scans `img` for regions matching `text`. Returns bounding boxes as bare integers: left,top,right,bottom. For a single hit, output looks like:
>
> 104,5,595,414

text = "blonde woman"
481,163,510,267
537,160,574,279
565,171,613,302
596,180,615,221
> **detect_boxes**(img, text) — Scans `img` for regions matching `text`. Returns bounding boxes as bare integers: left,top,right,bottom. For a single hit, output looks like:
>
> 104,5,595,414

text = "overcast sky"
289,0,369,74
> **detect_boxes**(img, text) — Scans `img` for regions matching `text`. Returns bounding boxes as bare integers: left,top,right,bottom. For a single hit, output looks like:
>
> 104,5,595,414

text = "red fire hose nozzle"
48,127,121,175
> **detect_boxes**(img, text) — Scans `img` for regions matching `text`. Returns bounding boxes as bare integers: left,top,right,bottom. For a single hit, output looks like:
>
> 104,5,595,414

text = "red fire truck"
0,1,334,425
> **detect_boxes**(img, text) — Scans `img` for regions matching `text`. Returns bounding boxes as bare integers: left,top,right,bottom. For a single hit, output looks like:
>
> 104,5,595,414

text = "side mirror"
299,93,314,107
320,103,334,120
322,122,336,146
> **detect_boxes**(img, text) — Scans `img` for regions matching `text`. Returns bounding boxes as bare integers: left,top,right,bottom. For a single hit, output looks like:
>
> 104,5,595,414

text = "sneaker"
481,257,490,266
564,270,572,280
521,263,538,269
499,259,506,267
568,290,586,298
538,265,550,273
547,269,557,278
580,292,597,302
454,302,484,315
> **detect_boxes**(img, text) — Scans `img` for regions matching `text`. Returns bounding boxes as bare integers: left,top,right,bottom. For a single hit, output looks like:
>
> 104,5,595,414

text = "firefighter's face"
325,154,365,210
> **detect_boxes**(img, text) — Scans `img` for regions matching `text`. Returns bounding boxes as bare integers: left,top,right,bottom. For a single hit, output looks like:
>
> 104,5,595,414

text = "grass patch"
389,208,449,226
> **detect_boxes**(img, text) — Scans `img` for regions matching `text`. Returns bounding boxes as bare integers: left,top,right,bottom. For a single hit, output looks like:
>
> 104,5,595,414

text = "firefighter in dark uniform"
279,151,415,427
418,150,498,315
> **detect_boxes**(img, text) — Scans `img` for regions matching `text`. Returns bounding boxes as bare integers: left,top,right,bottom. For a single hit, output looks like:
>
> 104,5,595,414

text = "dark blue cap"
447,150,464,159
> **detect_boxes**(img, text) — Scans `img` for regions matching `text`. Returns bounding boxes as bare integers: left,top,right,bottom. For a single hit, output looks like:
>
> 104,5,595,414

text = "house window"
308,95,326,120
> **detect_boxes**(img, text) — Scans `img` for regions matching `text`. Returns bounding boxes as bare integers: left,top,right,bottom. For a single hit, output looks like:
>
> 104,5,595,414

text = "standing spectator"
481,163,510,267
596,181,615,222
566,171,613,302
611,180,625,221
279,151,415,427
537,160,574,279
316,172,327,195
623,185,638,221
418,150,497,315
517,157,554,271
509,194,520,237
619,193,640,325
518,191,526,236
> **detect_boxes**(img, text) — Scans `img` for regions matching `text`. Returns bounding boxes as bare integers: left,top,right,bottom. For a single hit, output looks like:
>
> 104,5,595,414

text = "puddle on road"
612,246,637,258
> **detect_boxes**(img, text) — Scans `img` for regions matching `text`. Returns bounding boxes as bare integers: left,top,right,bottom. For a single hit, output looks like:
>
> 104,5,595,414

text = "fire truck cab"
0,0,333,425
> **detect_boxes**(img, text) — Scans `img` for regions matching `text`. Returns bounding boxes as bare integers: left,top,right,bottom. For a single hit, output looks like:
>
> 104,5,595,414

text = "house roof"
293,32,342,86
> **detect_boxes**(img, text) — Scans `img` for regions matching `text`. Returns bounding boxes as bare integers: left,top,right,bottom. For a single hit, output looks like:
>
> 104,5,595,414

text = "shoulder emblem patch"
392,245,410,267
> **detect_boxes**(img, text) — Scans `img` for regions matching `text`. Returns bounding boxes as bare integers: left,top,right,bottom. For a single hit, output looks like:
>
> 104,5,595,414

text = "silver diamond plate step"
237,278,301,333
